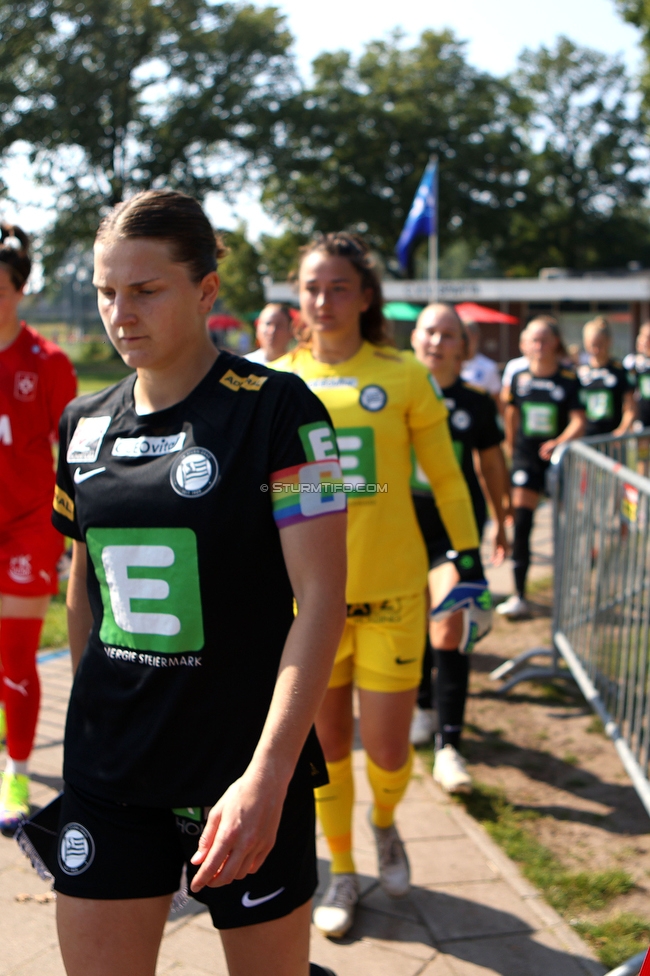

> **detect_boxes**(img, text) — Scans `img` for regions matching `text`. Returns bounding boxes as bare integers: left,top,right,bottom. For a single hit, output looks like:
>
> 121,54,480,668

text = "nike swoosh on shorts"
73,466,106,484
241,886,285,908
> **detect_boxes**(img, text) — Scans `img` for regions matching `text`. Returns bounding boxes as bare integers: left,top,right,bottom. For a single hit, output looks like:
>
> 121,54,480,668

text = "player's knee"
430,611,464,650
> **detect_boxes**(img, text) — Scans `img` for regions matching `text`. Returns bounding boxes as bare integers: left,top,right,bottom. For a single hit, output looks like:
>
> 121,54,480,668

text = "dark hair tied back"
299,232,388,345
0,223,31,290
96,189,226,283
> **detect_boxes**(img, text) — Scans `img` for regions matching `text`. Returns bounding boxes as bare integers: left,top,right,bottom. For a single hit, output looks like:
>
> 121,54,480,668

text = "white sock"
5,758,28,776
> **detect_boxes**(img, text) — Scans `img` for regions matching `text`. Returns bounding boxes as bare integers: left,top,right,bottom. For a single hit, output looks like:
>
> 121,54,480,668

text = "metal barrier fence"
491,430,650,822
491,429,650,976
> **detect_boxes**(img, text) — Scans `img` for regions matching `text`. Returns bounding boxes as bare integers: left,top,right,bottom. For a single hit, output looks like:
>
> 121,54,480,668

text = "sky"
2,0,646,251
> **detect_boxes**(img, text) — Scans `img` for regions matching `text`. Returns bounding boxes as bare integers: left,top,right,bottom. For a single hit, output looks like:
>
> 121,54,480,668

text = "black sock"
417,635,434,710
435,648,469,749
512,507,534,599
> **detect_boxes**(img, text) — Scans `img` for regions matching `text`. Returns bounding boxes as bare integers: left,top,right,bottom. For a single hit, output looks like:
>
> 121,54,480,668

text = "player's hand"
189,767,286,891
538,439,557,461
431,581,492,653
492,522,508,566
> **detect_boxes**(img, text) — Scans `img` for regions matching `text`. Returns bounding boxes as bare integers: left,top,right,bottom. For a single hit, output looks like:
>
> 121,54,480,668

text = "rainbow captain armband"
430,582,492,654
270,459,346,528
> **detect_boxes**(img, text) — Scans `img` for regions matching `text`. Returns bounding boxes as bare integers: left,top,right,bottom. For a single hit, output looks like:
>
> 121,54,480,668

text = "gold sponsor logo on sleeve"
53,484,75,521
220,369,268,392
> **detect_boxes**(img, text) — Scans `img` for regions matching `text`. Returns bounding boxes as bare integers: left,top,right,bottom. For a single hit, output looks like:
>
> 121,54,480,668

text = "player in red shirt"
0,224,77,830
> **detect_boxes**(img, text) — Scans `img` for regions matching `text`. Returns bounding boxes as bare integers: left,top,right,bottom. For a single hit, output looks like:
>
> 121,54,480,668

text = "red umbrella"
455,302,519,325
208,313,243,331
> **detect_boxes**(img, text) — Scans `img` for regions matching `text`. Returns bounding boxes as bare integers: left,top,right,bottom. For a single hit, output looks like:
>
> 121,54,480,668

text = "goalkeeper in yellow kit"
274,233,488,938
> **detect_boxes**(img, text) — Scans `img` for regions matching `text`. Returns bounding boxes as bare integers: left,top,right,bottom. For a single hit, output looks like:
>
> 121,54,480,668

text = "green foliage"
261,30,526,274
40,583,68,649
260,30,650,276
217,225,264,317
501,37,650,274
0,0,296,272
461,783,634,915
258,229,307,283
575,913,650,970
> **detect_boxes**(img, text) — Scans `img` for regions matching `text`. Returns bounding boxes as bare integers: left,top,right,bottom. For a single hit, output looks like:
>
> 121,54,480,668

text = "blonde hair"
583,316,611,340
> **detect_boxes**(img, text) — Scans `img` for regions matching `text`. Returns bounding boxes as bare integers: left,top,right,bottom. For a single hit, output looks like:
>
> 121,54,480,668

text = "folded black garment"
15,793,62,882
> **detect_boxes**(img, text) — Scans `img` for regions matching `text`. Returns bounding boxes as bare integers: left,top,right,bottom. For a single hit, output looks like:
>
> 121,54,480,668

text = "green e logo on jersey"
86,527,204,653
336,427,376,495
583,390,613,421
299,421,376,496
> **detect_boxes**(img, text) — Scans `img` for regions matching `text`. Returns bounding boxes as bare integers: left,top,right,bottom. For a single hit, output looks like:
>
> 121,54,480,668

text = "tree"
258,228,307,282
502,37,650,274
260,30,530,274
0,0,295,273
217,225,264,317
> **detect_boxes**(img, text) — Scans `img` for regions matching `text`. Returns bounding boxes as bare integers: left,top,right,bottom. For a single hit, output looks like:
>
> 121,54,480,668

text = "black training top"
508,366,582,458
52,352,345,808
410,378,503,538
623,353,650,428
577,360,631,436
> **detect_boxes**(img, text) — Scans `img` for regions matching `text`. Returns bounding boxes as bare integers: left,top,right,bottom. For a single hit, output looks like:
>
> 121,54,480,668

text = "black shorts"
51,773,317,929
510,452,550,495
413,495,485,570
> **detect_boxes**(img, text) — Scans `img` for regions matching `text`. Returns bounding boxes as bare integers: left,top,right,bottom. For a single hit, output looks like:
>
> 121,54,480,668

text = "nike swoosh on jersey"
73,466,106,484
241,887,285,908
395,657,417,665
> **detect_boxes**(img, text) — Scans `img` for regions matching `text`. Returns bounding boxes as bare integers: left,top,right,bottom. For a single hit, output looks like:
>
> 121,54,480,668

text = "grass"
40,581,69,650
587,717,607,737
574,914,650,970
459,782,634,918
75,358,133,395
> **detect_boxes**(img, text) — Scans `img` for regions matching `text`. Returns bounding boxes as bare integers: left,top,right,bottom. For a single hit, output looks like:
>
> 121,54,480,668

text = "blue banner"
396,159,438,271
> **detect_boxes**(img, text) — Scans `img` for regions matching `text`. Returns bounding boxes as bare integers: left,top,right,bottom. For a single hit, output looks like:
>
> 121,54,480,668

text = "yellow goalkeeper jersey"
273,341,478,603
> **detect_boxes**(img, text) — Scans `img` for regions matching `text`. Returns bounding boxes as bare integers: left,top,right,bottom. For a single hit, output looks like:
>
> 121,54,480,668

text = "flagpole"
428,154,438,302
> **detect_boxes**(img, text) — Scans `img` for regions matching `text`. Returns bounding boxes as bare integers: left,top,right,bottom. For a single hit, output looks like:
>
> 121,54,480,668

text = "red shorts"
0,513,63,597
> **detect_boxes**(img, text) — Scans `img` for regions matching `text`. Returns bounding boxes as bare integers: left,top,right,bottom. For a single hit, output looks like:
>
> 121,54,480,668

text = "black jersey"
508,367,582,456
410,378,503,538
624,353,650,427
52,352,345,808
577,360,631,436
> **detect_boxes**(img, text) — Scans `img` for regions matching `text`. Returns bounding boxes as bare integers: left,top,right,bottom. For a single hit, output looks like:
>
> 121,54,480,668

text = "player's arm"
539,409,586,461
504,403,518,456
477,445,509,563
614,390,637,436
408,363,480,557
191,511,347,891
66,542,93,676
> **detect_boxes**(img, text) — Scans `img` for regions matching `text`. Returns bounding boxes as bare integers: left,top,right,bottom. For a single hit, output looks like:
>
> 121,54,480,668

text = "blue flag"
396,159,438,271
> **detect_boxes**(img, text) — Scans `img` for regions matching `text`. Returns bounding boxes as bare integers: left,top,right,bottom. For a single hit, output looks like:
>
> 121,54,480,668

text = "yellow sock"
315,754,355,875
366,748,414,828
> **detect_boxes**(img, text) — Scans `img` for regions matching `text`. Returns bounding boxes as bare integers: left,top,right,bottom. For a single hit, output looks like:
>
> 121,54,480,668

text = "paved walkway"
0,636,606,976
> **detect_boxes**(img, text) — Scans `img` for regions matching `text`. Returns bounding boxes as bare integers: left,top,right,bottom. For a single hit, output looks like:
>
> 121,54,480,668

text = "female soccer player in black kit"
497,317,585,619
409,304,509,791
578,317,635,437
49,190,346,976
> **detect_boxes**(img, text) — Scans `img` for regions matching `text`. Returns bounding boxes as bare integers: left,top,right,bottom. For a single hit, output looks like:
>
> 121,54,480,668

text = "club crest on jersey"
58,823,95,876
8,554,34,584
67,416,112,463
171,448,218,497
451,409,471,431
359,385,387,412
14,371,38,402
